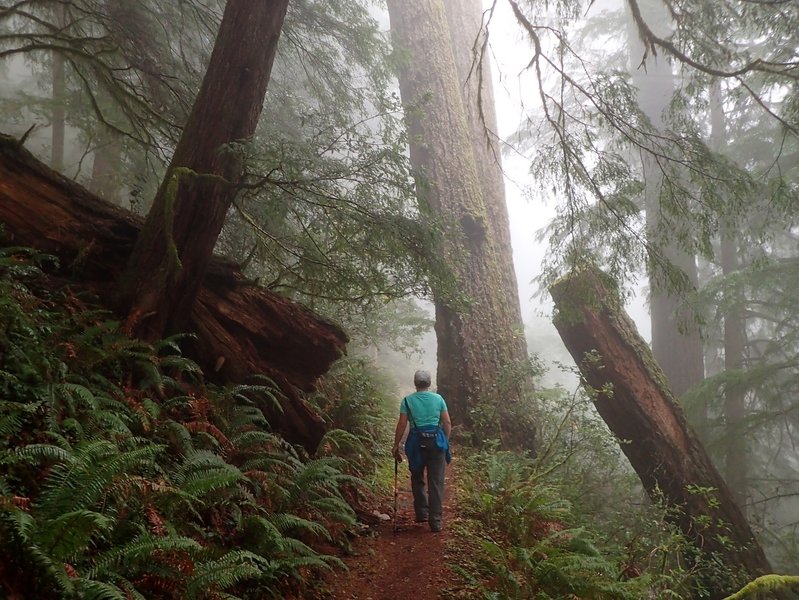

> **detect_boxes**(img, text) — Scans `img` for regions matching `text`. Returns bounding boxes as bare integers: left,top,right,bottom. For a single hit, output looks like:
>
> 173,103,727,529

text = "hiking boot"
430,523,441,533
415,515,428,523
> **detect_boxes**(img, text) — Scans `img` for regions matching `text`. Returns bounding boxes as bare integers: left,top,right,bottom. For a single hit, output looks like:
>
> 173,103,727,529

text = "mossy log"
550,267,772,597
0,134,347,451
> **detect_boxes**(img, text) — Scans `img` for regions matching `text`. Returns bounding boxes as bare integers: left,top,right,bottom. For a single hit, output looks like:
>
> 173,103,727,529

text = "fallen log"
550,267,771,597
0,134,348,451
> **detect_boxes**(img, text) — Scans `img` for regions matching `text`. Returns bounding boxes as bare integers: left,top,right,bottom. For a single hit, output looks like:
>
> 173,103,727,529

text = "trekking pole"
392,457,399,534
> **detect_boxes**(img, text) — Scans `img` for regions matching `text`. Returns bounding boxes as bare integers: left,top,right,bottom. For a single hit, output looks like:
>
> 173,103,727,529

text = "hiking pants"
410,447,446,529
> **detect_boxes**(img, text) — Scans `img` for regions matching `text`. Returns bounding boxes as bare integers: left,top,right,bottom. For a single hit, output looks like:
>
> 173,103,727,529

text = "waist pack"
418,431,438,450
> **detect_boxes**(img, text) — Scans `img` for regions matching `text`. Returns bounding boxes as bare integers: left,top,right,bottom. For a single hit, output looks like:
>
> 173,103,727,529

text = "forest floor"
306,462,474,599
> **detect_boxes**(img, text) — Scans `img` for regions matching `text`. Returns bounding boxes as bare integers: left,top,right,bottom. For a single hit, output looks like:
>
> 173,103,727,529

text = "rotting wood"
550,266,772,598
0,134,347,451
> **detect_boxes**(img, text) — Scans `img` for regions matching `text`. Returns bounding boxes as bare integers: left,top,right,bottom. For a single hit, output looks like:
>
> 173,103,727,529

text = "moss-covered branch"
722,574,799,600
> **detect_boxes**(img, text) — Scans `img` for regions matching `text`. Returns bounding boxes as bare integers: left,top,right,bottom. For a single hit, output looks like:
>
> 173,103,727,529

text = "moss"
162,167,187,278
157,166,232,282
550,264,621,327
550,264,676,402
722,574,799,600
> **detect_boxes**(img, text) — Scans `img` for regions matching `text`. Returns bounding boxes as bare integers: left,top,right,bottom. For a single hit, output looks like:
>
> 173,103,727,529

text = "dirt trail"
316,463,462,599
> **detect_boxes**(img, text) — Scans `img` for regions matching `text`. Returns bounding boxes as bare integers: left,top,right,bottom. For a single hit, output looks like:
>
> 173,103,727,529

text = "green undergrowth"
310,354,397,500
448,385,735,599
451,450,671,599
0,247,369,599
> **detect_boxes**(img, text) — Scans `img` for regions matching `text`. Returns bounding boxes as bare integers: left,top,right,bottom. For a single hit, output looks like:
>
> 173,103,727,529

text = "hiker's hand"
392,445,402,462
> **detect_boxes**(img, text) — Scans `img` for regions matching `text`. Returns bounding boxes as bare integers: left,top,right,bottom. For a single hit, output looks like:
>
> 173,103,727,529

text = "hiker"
391,369,452,532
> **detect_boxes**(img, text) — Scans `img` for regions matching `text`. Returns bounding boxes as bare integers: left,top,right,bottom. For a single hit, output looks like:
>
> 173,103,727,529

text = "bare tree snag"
550,267,771,597
0,134,347,451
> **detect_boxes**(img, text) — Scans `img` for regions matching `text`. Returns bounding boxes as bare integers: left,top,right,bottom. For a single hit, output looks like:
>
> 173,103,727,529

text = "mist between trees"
1,0,798,598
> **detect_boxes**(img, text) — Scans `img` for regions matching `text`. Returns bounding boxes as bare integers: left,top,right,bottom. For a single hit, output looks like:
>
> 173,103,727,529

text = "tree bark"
387,0,535,450
710,80,749,508
51,3,66,172
550,267,771,597
0,134,346,451
443,0,526,339
121,0,289,340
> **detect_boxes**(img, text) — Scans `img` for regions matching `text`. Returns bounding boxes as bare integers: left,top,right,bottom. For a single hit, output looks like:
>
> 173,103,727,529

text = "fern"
268,512,331,540
308,496,357,526
0,508,77,595
72,578,129,600
172,451,245,499
221,380,283,415
0,398,39,439
42,509,113,560
185,550,271,598
229,429,285,451
17,443,73,463
85,532,203,579
32,441,164,519
180,468,244,497
159,419,196,455
458,449,665,599
0,247,367,598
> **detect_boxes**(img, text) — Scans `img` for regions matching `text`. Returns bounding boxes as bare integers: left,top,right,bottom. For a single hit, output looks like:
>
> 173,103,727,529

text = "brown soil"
311,463,466,599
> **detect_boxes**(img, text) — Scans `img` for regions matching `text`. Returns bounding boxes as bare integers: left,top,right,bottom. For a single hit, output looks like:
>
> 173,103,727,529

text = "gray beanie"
413,370,432,388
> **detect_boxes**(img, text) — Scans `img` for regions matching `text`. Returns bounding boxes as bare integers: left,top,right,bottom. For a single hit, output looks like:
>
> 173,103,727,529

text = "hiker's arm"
392,413,408,459
441,410,451,439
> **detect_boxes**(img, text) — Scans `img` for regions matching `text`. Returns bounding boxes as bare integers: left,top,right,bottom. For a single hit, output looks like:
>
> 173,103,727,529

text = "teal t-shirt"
400,391,448,428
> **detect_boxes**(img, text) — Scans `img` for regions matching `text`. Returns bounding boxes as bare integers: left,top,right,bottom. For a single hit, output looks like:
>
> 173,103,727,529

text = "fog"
1,0,797,576
385,0,652,393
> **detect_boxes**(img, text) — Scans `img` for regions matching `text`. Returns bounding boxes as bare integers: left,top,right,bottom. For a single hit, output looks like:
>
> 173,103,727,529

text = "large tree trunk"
121,0,289,340
550,267,771,598
710,80,749,508
627,1,704,400
387,0,535,449
443,0,526,339
0,134,346,451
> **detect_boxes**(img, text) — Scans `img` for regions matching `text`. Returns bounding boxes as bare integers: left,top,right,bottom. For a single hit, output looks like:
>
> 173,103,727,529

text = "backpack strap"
403,397,419,430
404,396,444,435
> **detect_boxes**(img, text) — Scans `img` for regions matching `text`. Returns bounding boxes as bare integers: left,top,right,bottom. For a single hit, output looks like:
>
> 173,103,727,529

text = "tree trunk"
710,80,749,508
89,127,122,204
121,0,289,340
550,267,771,598
627,0,704,400
387,0,535,449
51,3,66,172
443,0,526,340
0,134,346,452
